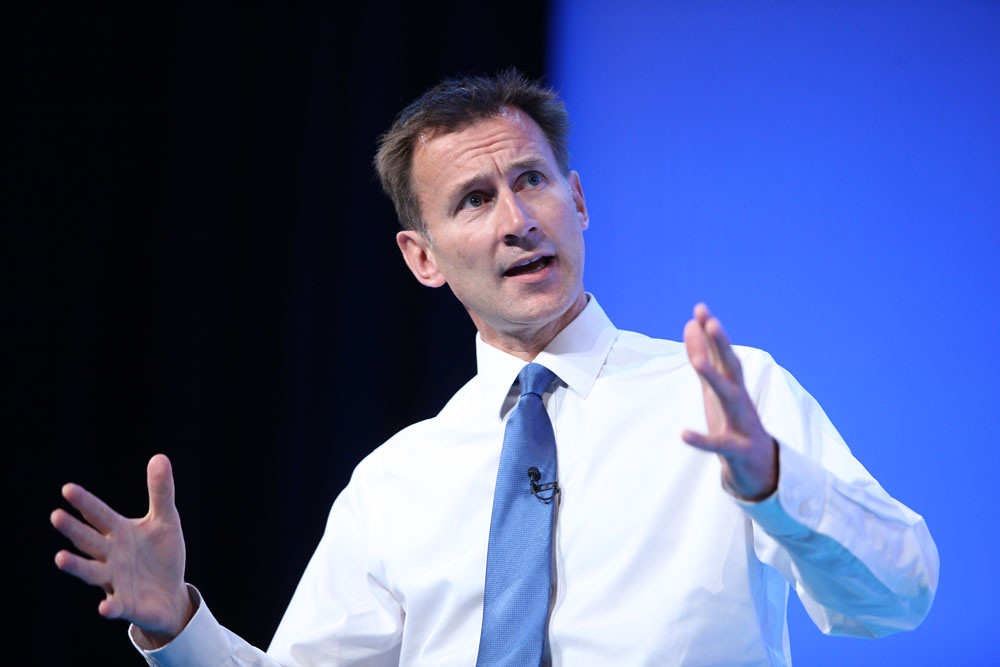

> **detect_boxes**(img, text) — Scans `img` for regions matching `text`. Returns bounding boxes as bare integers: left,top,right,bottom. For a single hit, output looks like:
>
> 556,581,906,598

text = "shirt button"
799,501,811,517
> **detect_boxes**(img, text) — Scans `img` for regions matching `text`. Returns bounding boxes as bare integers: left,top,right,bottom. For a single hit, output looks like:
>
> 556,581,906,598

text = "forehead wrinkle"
443,130,547,179
434,139,515,193
412,115,553,217
443,148,550,209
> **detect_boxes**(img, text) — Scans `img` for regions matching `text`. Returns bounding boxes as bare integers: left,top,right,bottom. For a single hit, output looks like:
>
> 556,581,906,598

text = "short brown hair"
374,69,571,235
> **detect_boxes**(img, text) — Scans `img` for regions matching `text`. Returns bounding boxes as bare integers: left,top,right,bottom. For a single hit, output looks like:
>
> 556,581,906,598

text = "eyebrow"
446,156,550,212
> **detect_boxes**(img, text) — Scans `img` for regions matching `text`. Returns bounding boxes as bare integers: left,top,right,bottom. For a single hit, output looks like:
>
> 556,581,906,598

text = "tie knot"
517,363,558,398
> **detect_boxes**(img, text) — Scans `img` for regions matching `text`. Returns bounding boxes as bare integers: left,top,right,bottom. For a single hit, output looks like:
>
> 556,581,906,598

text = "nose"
496,190,537,246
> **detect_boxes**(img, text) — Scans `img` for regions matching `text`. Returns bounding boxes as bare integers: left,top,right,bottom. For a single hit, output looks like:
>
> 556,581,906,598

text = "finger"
147,454,177,519
685,314,723,373
54,549,108,588
99,594,124,619
694,302,711,326
704,316,744,385
62,483,121,535
692,303,724,369
51,509,108,559
689,351,743,414
683,318,708,369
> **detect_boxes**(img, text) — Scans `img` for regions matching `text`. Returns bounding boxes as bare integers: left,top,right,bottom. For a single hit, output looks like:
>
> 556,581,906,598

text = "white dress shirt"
135,296,938,666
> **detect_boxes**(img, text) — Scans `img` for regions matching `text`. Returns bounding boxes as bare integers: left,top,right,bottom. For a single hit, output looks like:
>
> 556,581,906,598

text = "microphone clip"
527,466,560,503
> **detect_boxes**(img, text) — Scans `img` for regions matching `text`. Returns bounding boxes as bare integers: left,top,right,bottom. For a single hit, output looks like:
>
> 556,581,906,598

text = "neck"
472,292,588,362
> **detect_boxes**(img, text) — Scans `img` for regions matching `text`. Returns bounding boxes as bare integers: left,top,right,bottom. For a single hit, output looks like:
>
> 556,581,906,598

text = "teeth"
504,255,551,276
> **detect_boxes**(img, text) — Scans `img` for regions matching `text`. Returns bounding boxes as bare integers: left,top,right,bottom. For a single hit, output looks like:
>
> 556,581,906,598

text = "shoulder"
733,344,782,380
604,329,687,373
604,328,784,387
352,374,488,480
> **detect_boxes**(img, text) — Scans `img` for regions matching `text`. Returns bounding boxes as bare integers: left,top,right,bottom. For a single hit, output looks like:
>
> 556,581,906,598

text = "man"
52,71,938,665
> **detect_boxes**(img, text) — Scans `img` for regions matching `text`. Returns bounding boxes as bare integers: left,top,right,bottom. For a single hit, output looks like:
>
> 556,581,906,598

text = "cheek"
559,223,585,256
445,247,480,274
433,236,492,275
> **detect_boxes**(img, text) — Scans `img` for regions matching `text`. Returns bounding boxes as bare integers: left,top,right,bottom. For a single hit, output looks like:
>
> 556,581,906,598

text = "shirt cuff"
732,441,828,537
129,584,232,667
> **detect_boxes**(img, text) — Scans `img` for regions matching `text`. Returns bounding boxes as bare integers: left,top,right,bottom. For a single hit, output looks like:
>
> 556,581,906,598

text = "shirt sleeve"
265,464,404,665
130,466,404,666
129,585,279,666
734,348,939,638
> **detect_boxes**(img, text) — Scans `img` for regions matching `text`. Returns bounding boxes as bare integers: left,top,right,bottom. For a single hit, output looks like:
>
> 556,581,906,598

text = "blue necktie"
477,363,560,667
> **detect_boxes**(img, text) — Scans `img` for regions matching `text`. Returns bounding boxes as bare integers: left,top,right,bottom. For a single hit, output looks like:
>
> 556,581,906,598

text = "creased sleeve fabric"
132,468,404,667
266,461,404,665
737,348,939,638
130,585,276,666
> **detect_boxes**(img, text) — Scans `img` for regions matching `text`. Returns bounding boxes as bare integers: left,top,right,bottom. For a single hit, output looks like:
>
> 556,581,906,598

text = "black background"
14,3,548,663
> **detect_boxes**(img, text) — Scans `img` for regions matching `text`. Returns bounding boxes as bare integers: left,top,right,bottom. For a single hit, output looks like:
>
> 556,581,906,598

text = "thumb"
147,453,177,519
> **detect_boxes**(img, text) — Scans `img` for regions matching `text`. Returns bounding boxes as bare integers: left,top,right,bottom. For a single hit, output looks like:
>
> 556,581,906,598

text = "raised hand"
51,454,193,648
681,303,779,501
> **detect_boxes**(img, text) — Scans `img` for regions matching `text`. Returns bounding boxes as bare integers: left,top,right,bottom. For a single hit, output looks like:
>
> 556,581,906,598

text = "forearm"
740,444,939,636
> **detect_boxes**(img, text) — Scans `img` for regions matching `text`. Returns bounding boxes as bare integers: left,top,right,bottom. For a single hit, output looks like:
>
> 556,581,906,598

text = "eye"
521,171,543,188
462,192,487,209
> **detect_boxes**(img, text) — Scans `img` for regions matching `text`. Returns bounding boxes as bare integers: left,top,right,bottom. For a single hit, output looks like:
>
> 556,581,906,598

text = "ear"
568,170,589,230
396,230,446,288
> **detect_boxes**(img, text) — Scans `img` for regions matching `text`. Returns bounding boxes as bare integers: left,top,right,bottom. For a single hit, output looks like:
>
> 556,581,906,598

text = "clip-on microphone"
527,466,560,503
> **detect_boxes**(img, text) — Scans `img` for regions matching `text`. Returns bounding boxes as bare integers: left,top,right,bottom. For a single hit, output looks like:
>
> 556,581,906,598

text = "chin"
506,289,582,326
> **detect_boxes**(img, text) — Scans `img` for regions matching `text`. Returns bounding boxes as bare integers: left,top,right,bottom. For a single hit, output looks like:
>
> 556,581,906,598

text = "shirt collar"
474,295,618,419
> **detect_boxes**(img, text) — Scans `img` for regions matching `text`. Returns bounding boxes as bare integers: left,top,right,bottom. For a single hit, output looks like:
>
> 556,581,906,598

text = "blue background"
550,1,999,663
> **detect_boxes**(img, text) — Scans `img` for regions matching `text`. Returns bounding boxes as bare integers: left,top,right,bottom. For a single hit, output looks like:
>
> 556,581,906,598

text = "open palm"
51,454,193,645
681,303,778,501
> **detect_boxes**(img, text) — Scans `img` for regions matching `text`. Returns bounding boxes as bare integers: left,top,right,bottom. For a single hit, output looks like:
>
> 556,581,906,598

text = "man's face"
397,109,589,349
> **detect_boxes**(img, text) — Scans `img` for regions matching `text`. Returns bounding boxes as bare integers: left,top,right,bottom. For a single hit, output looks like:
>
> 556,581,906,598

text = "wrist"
135,585,196,649
724,437,779,502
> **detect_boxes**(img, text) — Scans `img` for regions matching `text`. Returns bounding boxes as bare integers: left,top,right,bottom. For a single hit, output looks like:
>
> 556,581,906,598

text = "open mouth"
503,256,553,277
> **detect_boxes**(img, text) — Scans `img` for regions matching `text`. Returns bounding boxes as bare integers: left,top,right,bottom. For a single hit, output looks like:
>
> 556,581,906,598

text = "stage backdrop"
550,1,999,664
